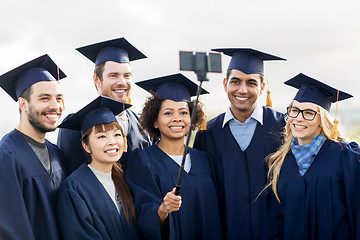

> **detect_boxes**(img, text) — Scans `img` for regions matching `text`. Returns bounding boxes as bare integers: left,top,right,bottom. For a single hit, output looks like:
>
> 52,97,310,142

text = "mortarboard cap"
0,54,66,101
58,96,131,135
76,37,147,66
135,73,209,102
284,73,352,111
212,48,286,75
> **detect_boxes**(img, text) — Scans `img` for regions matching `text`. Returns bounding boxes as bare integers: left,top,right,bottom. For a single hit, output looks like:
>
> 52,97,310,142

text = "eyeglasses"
286,107,319,121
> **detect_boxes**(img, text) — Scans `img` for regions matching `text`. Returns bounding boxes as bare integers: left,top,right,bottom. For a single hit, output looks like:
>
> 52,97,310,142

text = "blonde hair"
266,101,347,202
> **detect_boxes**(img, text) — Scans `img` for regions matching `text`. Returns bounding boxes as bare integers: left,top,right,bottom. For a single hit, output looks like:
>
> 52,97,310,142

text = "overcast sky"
1,0,359,142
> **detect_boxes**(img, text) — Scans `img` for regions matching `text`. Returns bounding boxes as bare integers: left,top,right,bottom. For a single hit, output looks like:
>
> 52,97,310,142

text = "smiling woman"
125,73,222,239
56,96,142,240
266,73,360,239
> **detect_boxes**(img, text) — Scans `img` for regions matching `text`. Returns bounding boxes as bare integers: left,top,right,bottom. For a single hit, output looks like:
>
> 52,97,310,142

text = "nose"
237,82,248,94
116,76,127,85
107,135,117,145
295,112,305,121
49,97,62,111
172,113,183,122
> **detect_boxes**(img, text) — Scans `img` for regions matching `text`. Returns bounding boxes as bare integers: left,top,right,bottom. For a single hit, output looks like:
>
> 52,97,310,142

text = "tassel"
265,75,272,107
62,98,65,110
122,132,128,152
330,119,339,139
266,90,272,108
330,89,340,140
126,96,131,105
200,118,207,131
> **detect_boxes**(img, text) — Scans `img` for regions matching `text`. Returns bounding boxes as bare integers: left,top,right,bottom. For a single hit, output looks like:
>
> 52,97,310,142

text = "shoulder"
61,164,91,188
126,109,140,120
205,113,225,130
262,106,285,120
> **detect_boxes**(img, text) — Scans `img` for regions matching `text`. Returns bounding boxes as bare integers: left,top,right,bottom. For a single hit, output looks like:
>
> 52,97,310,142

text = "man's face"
223,69,265,120
95,61,133,103
25,81,64,133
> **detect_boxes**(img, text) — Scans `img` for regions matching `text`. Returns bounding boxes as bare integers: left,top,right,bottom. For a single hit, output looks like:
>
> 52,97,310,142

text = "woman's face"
83,127,124,168
288,100,322,145
154,99,191,142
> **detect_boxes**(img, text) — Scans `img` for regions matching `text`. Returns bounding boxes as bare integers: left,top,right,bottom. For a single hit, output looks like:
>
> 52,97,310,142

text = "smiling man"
194,49,286,240
0,54,67,239
57,38,152,173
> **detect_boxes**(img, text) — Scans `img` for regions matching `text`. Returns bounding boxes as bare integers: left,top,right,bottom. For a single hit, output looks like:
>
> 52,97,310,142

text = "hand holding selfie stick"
174,51,221,196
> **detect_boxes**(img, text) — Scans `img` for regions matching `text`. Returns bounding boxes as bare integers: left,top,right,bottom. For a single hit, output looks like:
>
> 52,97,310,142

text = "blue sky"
1,0,359,142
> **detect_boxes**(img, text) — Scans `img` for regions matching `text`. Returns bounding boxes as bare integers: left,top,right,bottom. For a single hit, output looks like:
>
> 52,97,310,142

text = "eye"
115,133,122,137
180,111,189,115
248,80,258,86
291,107,299,113
97,135,106,139
163,111,172,116
230,79,239,85
303,110,316,117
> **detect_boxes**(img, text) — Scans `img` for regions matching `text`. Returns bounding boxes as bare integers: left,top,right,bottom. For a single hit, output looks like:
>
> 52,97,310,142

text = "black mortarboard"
284,73,352,111
58,96,131,135
135,73,209,102
0,54,66,101
76,37,147,66
211,48,286,75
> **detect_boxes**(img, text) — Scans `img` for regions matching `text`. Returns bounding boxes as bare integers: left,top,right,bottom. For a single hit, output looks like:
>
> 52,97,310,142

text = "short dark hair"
139,94,206,141
225,69,264,83
18,86,33,114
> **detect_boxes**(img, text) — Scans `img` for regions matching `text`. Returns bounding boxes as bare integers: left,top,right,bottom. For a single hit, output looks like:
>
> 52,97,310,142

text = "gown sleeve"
0,150,35,240
125,149,165,240
57,183,103,240
343,142,360,239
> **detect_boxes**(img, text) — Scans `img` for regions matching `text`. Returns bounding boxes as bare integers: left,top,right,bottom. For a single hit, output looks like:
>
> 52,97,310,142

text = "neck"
16,120,46,143
157,138,185,155
90,161,113,174
230,105,255,123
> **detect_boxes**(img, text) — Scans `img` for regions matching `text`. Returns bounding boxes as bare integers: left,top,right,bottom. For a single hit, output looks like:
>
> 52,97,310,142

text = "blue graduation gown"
57,109,152,174
0,130,66,240
193,107,285,240
57,164,141,240
278,140,360,240
125,145,222,240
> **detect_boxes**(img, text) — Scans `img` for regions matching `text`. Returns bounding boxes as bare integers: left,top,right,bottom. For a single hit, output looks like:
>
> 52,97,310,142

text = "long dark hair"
81,122,136,224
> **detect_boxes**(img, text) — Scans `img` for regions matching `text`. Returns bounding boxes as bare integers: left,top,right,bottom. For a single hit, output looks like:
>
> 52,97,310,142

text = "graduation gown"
0,130,66,240
57,109,152,174
125,145,222,240
57,164,141,240
278,140,360,240
193,107,285,240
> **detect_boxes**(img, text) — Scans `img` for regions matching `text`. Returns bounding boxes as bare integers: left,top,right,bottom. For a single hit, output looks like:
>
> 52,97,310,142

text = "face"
83,127,124,166
288,100,322,145
223,69,265,121
154,100,191,142
22,81,63,133
95,61,133,102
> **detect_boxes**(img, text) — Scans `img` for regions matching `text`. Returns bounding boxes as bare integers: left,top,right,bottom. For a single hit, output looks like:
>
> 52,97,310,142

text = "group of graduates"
0,37,359,240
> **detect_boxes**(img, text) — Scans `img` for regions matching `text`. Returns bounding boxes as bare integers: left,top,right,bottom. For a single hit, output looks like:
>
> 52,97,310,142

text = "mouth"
234,96,250,101
43,112,60,123
169,126,185,132
293,124,306,130
105,148,119,156
113,89,127,94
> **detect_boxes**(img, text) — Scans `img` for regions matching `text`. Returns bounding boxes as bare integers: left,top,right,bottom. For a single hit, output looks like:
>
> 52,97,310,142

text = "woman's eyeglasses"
286,107,319,121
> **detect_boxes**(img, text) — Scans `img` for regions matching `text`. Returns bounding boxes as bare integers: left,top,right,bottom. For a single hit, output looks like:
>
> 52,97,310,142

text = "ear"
82,141,91,154
93,74,101,91
154,121,158,129
259,80,266,95
18,97,28,113
223,78,228,92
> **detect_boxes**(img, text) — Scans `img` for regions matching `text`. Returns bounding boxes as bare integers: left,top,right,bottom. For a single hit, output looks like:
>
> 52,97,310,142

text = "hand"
158,188,182,224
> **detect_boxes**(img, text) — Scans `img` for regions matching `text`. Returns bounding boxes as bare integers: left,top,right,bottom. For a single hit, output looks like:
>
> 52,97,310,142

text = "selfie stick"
174,79,205,196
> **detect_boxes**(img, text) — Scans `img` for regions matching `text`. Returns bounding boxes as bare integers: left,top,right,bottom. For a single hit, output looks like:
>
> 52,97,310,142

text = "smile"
293,124,306,129
235,96,249,101
114,89,126,93
43,113,59,122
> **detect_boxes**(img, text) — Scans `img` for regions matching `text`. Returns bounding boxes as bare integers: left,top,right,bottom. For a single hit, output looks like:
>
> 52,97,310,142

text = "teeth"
235,96,248,101
170,126,183,130
294,124,306,129
106,149,117,153
45,114,58,119
114,89,125,93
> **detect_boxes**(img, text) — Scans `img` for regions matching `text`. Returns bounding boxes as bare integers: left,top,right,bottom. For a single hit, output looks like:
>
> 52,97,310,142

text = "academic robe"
125,145,222,240
278,140,360,240
57,109,152,174
57,164,141,240
0,130,66,240
193,107,285,240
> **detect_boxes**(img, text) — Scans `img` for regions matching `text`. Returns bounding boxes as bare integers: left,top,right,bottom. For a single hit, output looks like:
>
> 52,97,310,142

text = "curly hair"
139,94,206,141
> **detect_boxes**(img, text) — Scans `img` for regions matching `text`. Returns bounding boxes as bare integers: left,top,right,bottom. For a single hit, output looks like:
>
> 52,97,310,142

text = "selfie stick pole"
174,72,207,196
